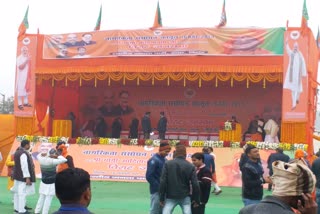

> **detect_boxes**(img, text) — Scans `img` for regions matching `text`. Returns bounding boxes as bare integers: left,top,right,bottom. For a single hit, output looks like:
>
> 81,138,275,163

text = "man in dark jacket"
146,142,171,214
241,145,272,206
157,111,167,140
142,112,152,139
267,148,290,190
12,139,35,214
191,152,212,214
239,159,317,214
311,154,320,212
159,145,200,214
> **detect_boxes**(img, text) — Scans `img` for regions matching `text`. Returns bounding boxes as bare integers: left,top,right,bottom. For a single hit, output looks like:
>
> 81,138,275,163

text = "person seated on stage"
242,115,260,141
264,117,279,143
53,168,92,214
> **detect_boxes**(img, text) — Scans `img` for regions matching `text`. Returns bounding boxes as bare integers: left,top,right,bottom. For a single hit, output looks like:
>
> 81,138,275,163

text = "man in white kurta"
283,40,307,110
16,46,32,110
264,118,279,143
34,149,67,214
12,140,35,214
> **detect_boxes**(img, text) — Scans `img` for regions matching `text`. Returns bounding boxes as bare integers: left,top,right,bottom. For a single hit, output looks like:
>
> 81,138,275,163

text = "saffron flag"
301,0,309,35
94,5,102,31
217,0,227,27
151,1,162,29
317,27,320,48
18,6,29,40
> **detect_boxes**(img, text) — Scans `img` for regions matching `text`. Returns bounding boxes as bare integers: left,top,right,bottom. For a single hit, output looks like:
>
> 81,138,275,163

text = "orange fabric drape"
35,101,48,135
15,117,34,136
281,122,306,143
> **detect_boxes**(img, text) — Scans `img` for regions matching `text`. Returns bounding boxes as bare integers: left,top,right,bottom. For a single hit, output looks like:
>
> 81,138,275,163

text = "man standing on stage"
16,46,32,111
12,139,35,214
142,112,152,139
157,112,167,140
34,148,67,214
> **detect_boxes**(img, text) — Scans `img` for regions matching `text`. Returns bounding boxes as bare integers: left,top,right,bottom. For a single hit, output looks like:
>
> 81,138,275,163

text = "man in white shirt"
34,148,67,214
12,140,35,214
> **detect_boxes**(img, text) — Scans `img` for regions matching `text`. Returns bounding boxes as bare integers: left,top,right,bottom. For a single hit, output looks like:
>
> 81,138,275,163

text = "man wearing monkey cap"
239,159,317,214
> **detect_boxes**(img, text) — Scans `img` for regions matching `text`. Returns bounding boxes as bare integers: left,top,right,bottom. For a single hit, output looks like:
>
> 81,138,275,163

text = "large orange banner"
14,36,37,117
282,30,308,121
1,140,273,187
42,28,284,58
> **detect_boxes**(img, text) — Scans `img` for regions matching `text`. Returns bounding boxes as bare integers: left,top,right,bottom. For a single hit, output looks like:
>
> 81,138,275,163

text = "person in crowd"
56,142,74,173
6,151,15,196
146,142,171,214
242,115,260,141
142,112,152,139
315,148,320,157
311,153,320,212
113,91,134,116
239,159,317,214
207,147,222,195
202,147,221,195
94,117,107,138
34,148,67,214
157,111,167,140
129,116,139,139
12,139,35,214
191,152,212,214
294,149,311,168
111,117,122,138
267,148,290,191
53,168,92,214
159,145,200,214
241,145,272,206
264,117,279,143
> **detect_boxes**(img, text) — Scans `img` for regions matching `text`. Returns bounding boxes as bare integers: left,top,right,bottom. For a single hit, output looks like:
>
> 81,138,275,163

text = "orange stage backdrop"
42,28,284,59
14,36,37,117
1,140,273,186
76,84,282,134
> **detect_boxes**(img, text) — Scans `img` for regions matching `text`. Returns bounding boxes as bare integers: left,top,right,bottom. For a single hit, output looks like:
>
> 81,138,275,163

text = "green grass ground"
0,177,270,214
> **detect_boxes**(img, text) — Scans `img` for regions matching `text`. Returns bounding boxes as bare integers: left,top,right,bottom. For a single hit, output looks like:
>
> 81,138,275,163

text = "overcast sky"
0,0,319,97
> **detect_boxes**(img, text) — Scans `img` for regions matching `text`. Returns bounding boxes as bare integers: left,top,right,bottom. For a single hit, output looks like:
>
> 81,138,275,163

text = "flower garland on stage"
16,136,308,151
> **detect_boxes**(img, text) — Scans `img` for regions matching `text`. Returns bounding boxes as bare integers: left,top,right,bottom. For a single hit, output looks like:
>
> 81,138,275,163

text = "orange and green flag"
301,0,309,35
94,5,102,31
151,1,162,29
18,6,29,40
217,0,227,27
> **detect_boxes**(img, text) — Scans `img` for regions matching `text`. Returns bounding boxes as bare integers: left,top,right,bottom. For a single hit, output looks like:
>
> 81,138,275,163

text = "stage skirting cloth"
219,124,242,142
1,139,274,187
52,120,72,137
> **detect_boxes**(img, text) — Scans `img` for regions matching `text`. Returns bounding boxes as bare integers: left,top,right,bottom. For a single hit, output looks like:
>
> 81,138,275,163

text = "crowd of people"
4,132,320,214
4,139,89,214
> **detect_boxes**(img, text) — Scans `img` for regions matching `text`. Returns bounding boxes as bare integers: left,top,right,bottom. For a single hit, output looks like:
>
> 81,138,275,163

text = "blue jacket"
203,153,215,173
146,153,166,194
